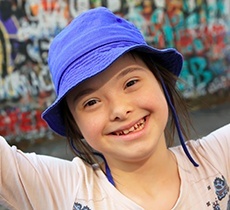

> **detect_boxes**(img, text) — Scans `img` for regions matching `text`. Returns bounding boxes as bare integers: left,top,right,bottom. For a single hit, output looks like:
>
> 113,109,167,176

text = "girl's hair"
60,51,192,166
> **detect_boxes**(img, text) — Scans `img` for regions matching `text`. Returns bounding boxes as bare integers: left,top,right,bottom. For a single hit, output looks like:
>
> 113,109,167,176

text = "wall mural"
0,0,230,141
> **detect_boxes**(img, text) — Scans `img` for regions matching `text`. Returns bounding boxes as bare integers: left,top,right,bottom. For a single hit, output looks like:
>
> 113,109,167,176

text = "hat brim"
42,43,183,136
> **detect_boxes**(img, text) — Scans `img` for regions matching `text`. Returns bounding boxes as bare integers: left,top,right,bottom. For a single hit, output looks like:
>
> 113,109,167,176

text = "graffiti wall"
1,0,230,141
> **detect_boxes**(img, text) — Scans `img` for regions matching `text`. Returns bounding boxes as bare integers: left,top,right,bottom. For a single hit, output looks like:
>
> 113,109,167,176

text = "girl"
1,7,230,210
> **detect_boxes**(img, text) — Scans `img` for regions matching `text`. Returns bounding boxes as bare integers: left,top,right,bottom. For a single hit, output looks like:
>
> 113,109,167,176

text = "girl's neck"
104,144,178,187
125,151,174,176
104,149,180,209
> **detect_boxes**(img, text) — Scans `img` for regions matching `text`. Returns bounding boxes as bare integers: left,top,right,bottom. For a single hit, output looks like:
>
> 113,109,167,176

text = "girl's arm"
0,136,79,210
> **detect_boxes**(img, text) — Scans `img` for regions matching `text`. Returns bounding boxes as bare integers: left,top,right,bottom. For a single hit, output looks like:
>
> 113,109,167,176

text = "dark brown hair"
60,51,192,166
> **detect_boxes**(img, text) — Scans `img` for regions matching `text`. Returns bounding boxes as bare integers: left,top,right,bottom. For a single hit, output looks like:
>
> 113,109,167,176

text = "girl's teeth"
115,118,146,136
129,126,135,132
123,130,129,134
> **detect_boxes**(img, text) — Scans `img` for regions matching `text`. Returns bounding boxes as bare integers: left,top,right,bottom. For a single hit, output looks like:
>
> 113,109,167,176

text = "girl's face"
66,53,169,165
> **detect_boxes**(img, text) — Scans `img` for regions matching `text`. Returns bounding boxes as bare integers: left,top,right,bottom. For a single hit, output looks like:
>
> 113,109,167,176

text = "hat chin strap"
158,73,199,167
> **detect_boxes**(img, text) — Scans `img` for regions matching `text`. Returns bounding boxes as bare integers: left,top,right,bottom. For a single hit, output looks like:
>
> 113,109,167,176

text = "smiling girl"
1,7,230,210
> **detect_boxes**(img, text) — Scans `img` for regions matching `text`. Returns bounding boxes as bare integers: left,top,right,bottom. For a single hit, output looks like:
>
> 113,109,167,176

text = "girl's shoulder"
169,124,230,209
172,123,230,159
190,123,230,158
171,124,230,178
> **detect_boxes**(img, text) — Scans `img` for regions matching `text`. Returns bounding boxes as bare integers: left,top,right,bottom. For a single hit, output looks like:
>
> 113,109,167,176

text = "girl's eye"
84,99,98,107
126,79,138,88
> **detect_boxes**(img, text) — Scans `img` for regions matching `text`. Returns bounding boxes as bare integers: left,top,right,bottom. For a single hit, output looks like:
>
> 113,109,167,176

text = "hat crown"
48,7,145,95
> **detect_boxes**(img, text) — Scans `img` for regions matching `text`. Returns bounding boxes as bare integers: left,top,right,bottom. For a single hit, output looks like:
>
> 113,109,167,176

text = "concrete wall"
1,0,230,141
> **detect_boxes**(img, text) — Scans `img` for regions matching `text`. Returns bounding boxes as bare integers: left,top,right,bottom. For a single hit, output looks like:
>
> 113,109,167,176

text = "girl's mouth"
112,117,146,136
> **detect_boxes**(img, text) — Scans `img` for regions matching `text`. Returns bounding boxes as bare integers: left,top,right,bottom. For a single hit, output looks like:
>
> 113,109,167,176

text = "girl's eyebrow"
116,67,143,80
73,88,96,102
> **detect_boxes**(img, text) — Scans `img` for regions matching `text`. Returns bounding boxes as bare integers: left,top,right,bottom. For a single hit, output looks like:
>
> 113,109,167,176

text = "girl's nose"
109,98,133,121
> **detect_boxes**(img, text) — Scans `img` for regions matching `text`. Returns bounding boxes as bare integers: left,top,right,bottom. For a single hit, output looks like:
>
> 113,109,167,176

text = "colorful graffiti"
0,0,230,141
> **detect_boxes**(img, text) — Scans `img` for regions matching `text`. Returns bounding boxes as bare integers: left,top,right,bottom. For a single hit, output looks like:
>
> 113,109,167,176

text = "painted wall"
1,0,230,141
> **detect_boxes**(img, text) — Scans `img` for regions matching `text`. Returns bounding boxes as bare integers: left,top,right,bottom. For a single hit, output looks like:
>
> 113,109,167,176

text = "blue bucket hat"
42,6,183,137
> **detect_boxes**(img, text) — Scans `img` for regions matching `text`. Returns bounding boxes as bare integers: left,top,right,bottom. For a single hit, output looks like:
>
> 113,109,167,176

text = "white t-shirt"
0,124,230,210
